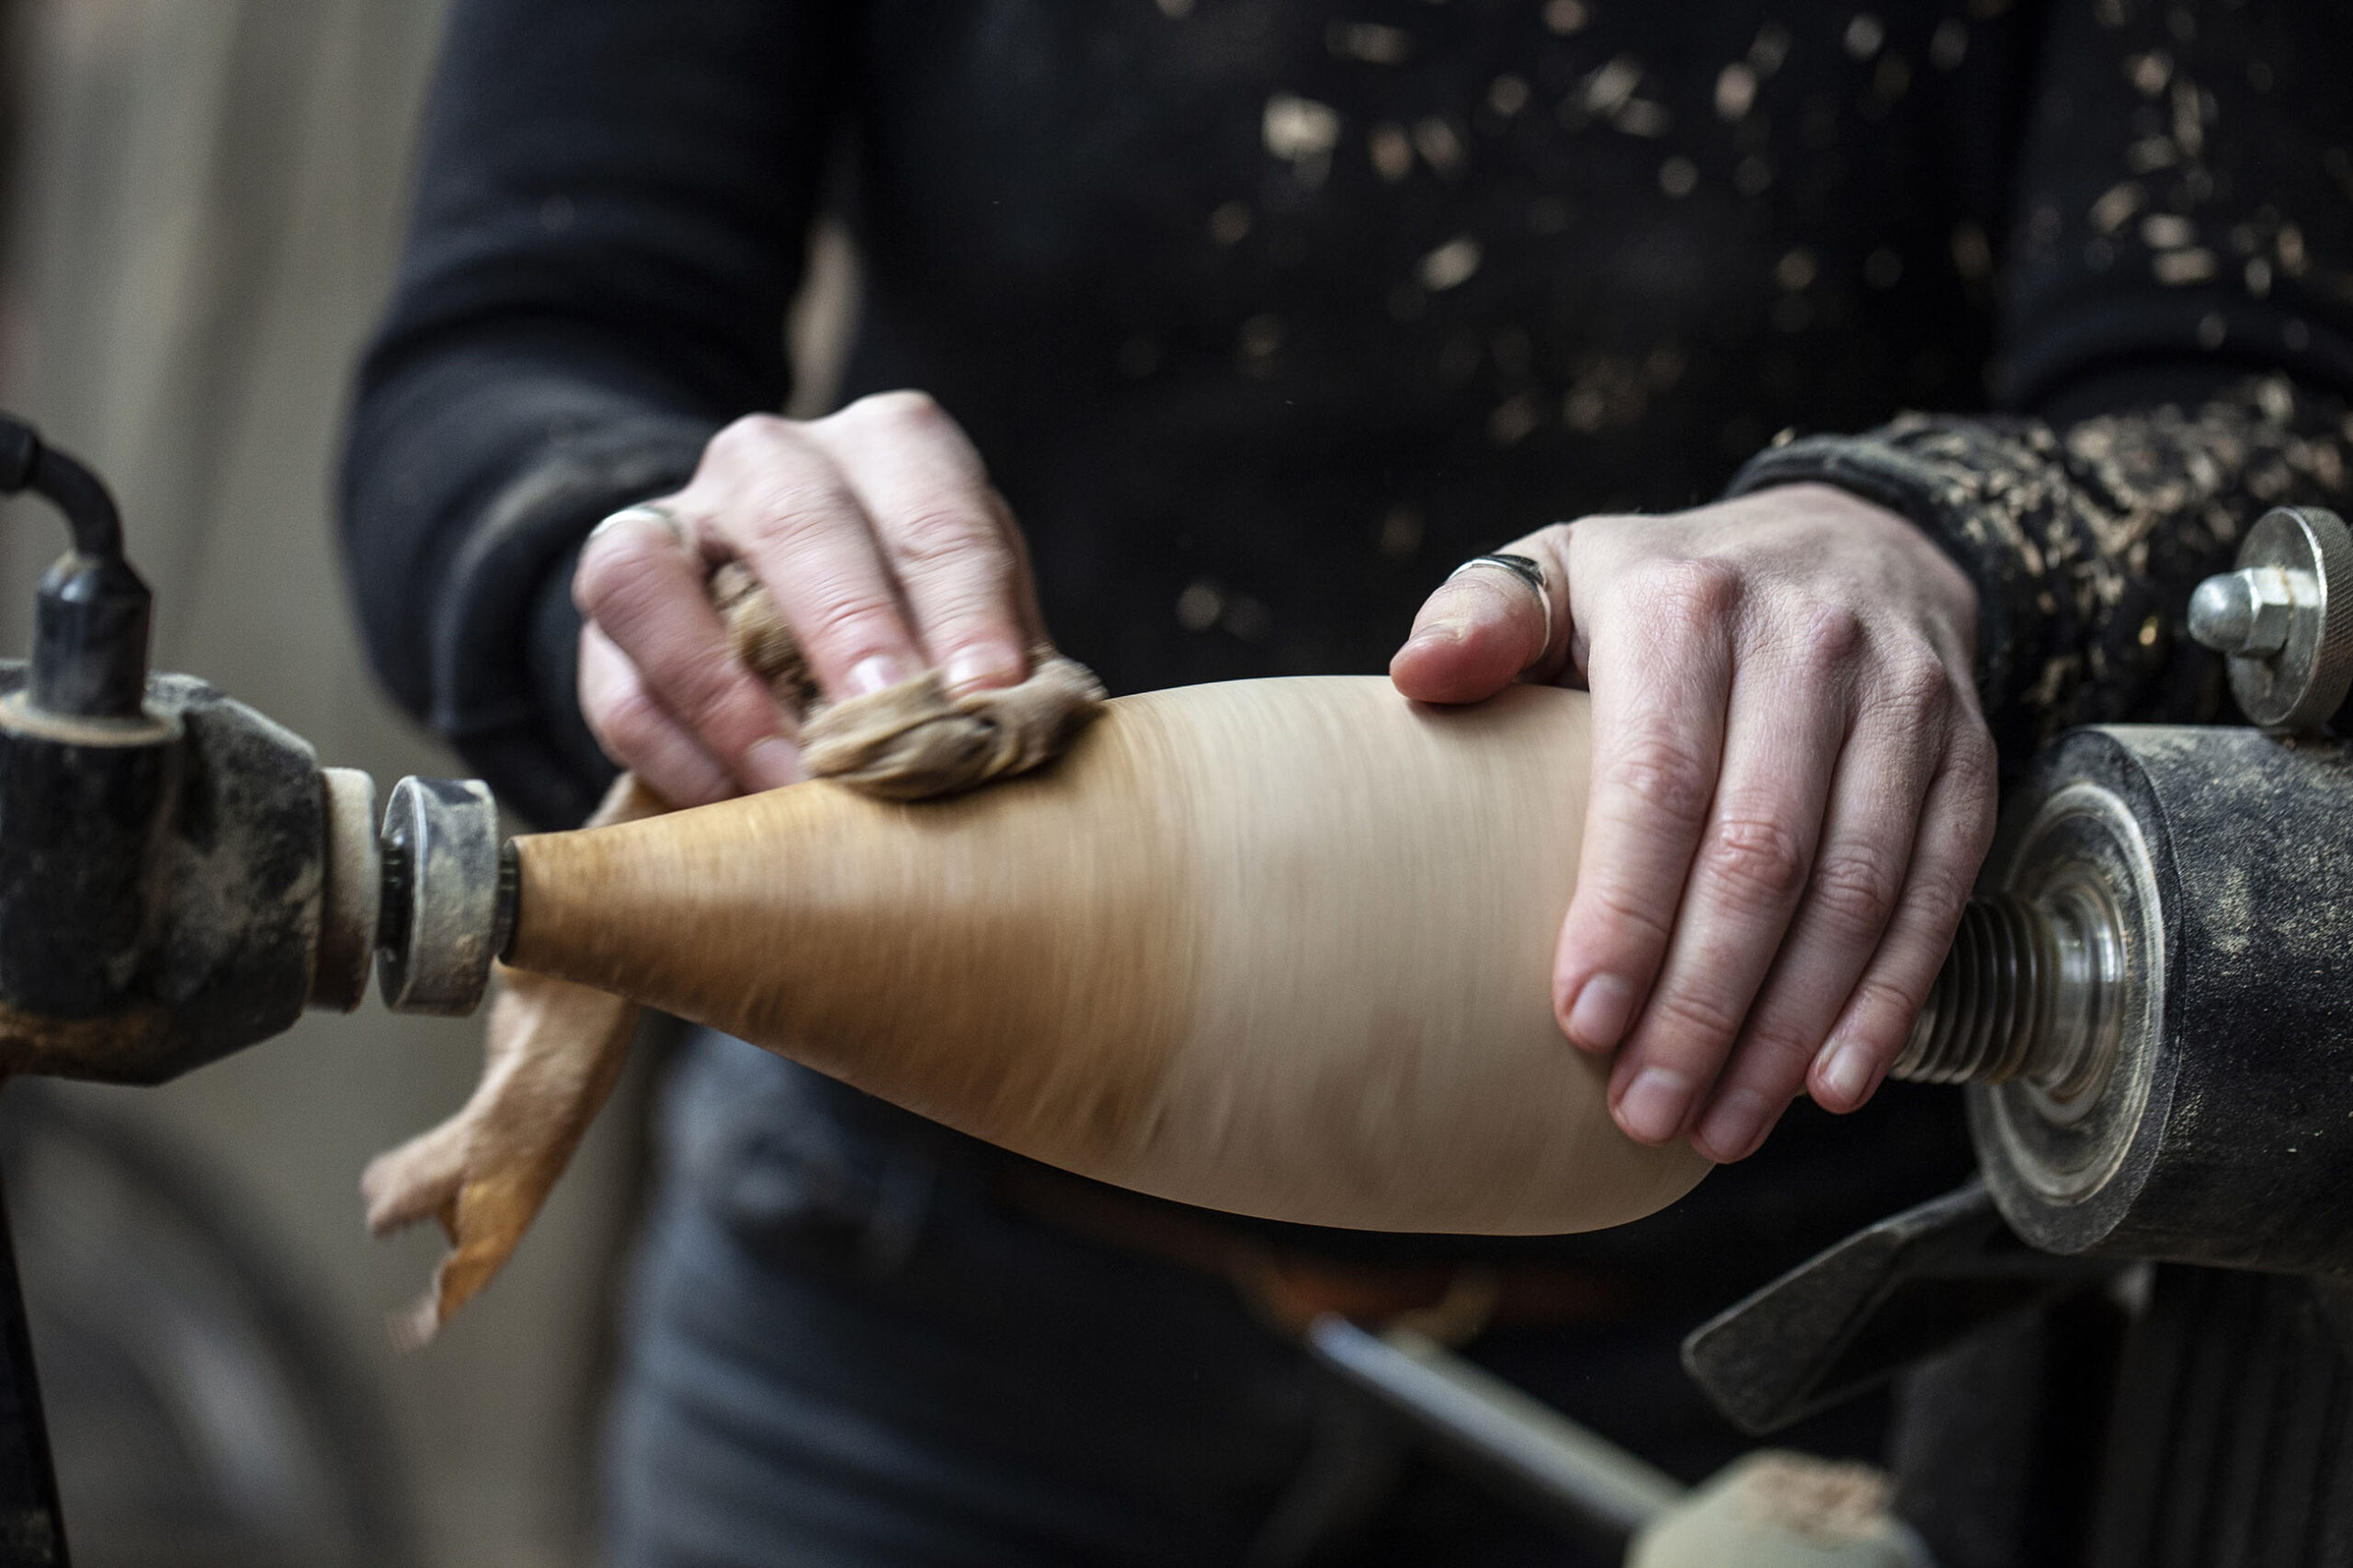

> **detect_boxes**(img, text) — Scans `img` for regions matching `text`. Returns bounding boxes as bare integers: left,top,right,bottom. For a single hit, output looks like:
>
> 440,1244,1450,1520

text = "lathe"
0,417,2345,1564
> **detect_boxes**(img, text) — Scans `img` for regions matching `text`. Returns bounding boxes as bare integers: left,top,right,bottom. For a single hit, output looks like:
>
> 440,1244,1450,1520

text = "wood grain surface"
506,676,1711,1233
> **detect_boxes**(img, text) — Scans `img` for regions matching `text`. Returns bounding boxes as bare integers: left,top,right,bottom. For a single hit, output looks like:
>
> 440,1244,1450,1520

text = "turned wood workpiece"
507,676,1711,1235
368,576,1709,1335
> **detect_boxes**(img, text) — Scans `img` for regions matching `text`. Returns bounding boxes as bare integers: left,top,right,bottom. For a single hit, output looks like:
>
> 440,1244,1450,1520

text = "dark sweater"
340,0,2353,1278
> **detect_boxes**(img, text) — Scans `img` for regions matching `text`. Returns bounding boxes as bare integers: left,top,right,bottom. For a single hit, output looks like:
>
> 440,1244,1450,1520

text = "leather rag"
361,564,1106,1344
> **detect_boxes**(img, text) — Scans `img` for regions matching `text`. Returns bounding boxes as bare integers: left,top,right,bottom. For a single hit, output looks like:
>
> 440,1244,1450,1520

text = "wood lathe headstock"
0,417,503,1086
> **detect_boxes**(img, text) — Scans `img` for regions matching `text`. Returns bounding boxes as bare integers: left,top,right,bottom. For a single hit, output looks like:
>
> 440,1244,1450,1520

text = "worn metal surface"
1685,1181,2113,1437
0,422,151,724
1892,884,2132,1104
1968,724,2353,1270
0,660,325,1084
0,685,180,1022
374,777,499,1017
2188,506,2353,731
1966,751,2169,1228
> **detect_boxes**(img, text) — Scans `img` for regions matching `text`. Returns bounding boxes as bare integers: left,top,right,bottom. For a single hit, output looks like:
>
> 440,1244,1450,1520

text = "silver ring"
1448,552,1550,618
590,502,688,549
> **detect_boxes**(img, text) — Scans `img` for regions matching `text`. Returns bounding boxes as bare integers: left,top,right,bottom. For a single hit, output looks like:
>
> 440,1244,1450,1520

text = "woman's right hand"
573,391,1046,806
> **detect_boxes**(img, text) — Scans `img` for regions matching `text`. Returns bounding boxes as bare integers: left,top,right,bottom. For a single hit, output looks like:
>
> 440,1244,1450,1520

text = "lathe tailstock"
1689,504,2353,1567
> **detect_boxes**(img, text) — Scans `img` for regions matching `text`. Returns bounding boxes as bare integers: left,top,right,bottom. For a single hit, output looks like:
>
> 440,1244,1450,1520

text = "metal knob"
2187,505,2353,730
2188,567,2292,657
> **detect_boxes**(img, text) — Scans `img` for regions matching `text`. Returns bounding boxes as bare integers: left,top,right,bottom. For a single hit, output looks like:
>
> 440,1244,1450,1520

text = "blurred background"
0,3,858,1563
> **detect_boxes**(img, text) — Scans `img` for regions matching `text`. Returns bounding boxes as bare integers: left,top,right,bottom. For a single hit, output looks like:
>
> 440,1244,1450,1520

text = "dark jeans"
602,1032,1891,1567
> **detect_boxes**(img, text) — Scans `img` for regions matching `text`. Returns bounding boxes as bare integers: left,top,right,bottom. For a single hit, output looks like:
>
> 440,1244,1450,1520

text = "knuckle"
1845,974,1927,1037
796,585,904,655
1927,735,2002,873
1645,985,1747,1051
1947,723,1999,804
1579,884,1677,951
1601,733,1715,824
738,471,861,551
832,390,972,460
890,503,1010,574
1700,812,1811,907
1636,555,1744,626
1878,644,1953,722
1810,846,1903,936
1793,602,1865,672
1737,1018,1825,1080
1956,794,1998,868
590,686,665,759
666,666,754,738
1904,853,1979,928
847,388,945,429
704,413,795,466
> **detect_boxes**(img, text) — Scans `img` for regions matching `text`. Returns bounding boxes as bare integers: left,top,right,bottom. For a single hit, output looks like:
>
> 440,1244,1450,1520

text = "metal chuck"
1891,722,2353,1272
374,777,509,1016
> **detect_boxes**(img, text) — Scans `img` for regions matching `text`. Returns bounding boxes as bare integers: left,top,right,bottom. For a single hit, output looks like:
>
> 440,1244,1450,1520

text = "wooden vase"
505,676,1711,1233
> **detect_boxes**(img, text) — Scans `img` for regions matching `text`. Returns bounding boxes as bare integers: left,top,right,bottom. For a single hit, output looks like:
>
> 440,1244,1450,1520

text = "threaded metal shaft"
1893,894,2055,1086
1892,882,2121,1098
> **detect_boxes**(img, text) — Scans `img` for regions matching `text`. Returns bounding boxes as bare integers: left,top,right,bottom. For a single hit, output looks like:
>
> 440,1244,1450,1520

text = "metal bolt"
2188,565,2299,657
2186,506,2353,730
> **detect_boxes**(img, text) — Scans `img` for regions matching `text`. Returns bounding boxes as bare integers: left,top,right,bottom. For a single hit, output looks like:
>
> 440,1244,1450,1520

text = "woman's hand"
1391,484,1995,1163
574,392,1045,806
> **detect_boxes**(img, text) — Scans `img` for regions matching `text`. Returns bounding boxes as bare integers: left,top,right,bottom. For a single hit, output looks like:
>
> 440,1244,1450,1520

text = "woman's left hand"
1390,483,1996,1163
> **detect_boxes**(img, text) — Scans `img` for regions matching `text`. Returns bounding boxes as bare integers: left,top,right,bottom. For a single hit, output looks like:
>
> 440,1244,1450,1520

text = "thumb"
1389,540,1567,704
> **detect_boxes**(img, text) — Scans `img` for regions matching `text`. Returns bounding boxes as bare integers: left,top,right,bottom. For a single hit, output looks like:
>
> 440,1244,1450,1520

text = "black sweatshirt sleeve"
1730,0,2353,775
339,0,848,825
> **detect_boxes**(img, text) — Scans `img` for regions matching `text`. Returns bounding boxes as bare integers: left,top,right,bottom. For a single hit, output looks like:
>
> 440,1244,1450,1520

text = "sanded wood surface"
506,676,1711,1233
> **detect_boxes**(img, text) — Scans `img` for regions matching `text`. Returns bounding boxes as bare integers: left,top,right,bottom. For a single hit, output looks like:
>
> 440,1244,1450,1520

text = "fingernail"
1695,1088,1773,1163
845,654,914,697
1406,617,1470,648
745,737,804,791
1814,1038,1876,1108
1565,974,1634,1051
944,644,1021,694
1616,1067,1693,1143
